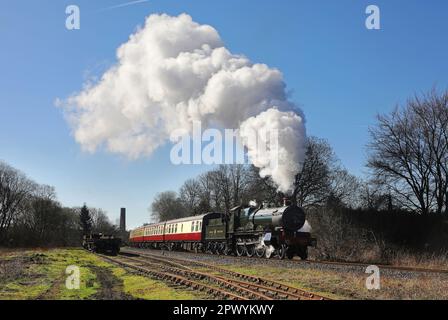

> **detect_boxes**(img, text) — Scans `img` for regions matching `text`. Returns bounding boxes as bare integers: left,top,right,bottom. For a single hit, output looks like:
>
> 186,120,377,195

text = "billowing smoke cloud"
61,13,306,192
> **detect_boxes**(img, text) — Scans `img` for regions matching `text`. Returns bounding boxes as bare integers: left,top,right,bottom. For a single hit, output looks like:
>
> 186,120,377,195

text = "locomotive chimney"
120,208,126,237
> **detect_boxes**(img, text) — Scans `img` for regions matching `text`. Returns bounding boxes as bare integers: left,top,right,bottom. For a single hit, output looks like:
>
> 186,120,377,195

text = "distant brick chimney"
120,208,126,236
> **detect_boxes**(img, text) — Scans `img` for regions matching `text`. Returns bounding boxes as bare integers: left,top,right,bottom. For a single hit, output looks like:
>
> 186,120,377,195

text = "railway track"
119,254,273,300
126,247,448,276
120,248,330,300
299,258,448,275
98,253,248,300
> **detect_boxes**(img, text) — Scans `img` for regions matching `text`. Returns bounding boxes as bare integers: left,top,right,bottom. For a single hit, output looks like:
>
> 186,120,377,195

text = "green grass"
0,248,207,300
110,266,201,300
0,249,101,300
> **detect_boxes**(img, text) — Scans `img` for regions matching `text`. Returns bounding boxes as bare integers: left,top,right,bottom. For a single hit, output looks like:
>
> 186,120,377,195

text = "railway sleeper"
101,255,246,300
121,251,329,300
131,256,269,300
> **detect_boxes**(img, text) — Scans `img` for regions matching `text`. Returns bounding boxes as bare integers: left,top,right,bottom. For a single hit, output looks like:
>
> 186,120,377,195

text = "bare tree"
206,165,252,213
179,179,202,216
368,89,448,215
89,208,118,235
358,180,393,211
209,166,232,212
0,161,35,243
150,191,186,222
292,137,335,208
196,172,214,213
229,165,250,206
330,169,362,208
246,166,281,206
26,198,63,244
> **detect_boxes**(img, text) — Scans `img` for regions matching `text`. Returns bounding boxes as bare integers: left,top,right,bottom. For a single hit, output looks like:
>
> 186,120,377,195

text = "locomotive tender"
83,233,121,255
129,201,316,260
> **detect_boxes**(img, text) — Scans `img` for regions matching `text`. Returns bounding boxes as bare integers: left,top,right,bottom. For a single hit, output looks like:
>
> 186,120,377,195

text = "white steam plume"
61,13,306,192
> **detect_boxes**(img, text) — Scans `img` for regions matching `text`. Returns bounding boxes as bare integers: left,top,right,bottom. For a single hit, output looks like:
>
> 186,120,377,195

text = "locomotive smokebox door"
282,205,306,231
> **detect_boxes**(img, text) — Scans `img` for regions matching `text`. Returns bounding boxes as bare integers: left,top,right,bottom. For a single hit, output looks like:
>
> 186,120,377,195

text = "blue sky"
1,0,447,228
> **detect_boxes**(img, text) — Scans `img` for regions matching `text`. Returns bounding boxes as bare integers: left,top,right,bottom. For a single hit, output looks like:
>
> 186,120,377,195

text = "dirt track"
90,265,135,300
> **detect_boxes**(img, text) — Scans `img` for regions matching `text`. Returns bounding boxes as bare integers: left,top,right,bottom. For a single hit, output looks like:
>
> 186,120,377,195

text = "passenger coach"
129,213,223,252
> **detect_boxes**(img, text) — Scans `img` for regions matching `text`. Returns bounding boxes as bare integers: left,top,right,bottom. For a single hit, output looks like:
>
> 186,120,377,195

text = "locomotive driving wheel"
276,244,287,260
236,244,246,256
223,243,231,256
219,243,227,255
255,245,266,258
245,244,255,257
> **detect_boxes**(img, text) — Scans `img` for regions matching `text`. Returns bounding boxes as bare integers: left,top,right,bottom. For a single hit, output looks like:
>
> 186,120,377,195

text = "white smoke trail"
100,0,150,11
60,13,306,192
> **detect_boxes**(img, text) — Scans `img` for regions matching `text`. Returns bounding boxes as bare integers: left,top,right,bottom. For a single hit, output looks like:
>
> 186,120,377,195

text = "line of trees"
150,89,448,260
150,137,364,222
0,162,118,247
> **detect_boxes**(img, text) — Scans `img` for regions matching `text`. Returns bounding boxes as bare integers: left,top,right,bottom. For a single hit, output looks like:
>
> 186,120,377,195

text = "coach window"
181,224,183,232
175,224,177,233
191,221,195,232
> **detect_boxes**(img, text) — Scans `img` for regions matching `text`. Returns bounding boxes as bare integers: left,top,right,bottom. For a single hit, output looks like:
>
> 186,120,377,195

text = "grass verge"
0,248,207,300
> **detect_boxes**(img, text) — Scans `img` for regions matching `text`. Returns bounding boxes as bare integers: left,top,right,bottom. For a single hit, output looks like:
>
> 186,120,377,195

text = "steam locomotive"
129,201,316,260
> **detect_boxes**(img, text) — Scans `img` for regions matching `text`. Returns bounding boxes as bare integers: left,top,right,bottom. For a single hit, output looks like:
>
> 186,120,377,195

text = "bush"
307,205,448,264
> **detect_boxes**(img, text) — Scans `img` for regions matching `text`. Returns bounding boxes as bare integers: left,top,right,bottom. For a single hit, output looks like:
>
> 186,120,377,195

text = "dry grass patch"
226,264,448,300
